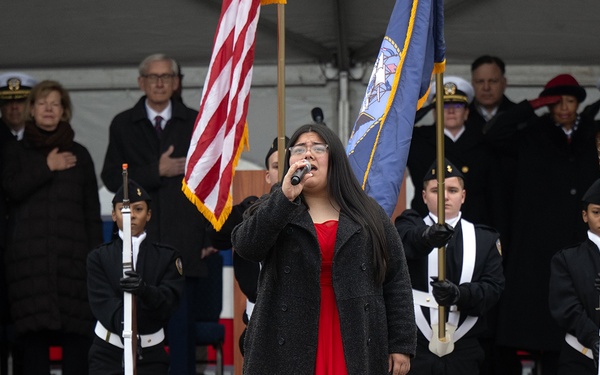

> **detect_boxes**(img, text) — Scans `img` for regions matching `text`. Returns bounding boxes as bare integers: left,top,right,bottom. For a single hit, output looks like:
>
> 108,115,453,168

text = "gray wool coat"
232,188,416,375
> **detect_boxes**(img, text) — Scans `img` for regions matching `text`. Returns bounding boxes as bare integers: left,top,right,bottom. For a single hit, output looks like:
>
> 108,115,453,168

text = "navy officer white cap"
428,75,474,105
0,72,38,101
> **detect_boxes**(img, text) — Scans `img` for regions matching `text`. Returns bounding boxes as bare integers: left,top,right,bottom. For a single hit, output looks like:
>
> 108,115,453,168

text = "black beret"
423,158,464,182
264,136,289,169
112,179,152,204
582,179,600,205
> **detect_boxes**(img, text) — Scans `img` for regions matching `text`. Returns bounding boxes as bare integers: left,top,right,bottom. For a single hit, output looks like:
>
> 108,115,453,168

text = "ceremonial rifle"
121,164,138,375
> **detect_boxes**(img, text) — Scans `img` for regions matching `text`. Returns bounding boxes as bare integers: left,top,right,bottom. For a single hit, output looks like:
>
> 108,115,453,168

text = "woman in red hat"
483,74,600,375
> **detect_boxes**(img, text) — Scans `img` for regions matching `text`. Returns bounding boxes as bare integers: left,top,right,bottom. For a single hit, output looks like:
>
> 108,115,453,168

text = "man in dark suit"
101,54,215,375
468,55,516,129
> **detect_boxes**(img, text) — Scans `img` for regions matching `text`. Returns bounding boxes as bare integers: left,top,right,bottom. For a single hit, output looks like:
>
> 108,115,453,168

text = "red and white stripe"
183,0,261,231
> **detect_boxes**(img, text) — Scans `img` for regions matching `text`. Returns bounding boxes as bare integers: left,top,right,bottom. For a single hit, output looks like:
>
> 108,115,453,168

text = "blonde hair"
24,80,72,122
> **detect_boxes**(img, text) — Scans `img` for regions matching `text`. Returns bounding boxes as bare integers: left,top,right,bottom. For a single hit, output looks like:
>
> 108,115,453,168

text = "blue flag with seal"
346,0,445,216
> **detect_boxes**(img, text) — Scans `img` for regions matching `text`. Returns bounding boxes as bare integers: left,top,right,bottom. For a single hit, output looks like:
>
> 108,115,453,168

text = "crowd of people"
0,52,600,375
405,57,600,375
0,54,216,375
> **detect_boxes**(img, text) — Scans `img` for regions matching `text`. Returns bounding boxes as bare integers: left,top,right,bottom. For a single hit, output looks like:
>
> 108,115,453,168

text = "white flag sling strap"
413,216,478,355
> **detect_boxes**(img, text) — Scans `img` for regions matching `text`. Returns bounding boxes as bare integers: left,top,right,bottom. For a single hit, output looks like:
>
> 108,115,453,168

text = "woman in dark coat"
2,80,103,374
232,124,416,375
484,74,600,374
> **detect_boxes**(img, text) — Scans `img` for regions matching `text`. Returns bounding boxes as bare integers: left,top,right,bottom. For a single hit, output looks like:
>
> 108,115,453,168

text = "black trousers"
557,342,595,375
18,330,91,375
88,336,170,375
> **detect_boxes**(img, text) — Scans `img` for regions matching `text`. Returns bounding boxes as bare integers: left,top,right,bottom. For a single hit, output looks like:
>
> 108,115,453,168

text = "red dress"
314,220,348,375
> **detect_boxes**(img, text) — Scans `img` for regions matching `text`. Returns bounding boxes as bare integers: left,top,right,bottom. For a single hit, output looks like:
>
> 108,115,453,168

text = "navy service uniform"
408,76,502,228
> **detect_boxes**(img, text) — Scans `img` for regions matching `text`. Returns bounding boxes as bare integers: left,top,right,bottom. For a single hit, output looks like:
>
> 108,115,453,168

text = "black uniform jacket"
485,100,600,351
0,120,9,327
0,118,16,145
408,123,501,227
549,239,600,351
87,237,184,335
395,209,504,339
101,97,210,277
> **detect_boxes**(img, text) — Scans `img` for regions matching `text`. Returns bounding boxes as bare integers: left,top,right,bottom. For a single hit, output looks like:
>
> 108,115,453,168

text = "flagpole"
276,3,286,177
434,72,447,340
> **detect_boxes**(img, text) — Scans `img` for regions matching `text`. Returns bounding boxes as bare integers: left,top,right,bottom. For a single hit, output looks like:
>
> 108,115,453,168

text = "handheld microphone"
311,107,325,125
291,161,311,185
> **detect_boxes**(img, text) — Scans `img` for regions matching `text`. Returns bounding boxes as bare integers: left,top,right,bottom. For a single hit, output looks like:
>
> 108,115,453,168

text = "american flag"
183,0,284,231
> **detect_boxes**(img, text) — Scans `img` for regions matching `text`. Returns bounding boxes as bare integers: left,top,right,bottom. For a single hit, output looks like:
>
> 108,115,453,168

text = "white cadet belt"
414,217,479,343
94,321,164,349
565,333,593,359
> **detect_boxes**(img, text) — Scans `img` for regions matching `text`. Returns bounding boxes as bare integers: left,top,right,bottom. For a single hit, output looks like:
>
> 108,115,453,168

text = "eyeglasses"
142,74,176,84
443,103,466,110
289,143,329,156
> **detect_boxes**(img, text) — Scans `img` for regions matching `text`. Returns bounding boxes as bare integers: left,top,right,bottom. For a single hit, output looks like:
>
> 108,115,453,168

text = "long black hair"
284,124,390,284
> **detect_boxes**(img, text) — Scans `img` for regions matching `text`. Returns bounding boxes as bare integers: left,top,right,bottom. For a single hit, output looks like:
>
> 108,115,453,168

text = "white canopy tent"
2,0,600,214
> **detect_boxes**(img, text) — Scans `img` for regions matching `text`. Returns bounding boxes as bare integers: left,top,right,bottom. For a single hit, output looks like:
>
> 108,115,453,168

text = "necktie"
154,116,163,138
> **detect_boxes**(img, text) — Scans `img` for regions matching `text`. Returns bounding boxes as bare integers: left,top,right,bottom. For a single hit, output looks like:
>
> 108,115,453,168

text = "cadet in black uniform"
549,178,600,374
87,180,184,375
395,159,504,375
